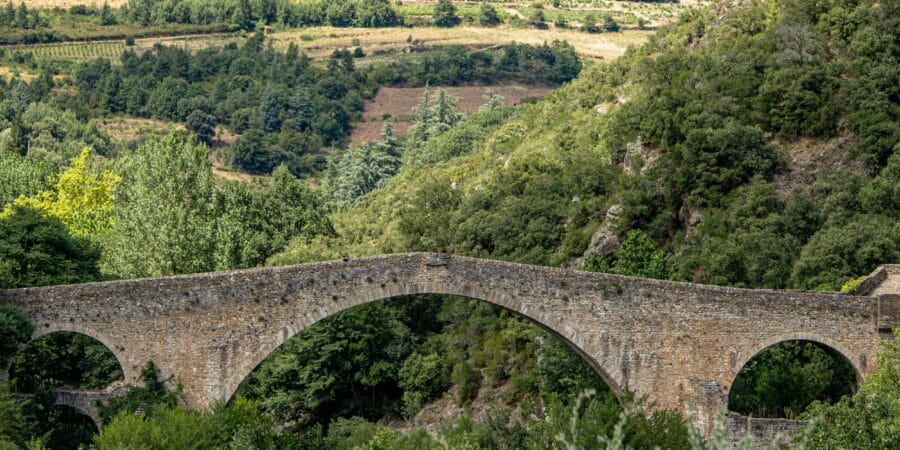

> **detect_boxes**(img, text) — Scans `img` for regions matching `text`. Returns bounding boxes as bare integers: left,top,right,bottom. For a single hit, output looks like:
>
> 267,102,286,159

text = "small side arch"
20,323,131,386
728,332,864,393
217,280,624,404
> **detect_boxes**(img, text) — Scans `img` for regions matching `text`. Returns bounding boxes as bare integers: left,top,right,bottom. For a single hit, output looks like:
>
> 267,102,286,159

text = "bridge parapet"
854,264,900,296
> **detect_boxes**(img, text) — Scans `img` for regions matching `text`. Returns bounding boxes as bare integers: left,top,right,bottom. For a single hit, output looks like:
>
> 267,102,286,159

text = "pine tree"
100,1,116,25
432,0,460,27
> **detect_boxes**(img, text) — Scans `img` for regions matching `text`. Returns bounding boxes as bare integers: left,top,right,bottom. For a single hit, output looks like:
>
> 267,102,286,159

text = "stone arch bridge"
1,253,897,435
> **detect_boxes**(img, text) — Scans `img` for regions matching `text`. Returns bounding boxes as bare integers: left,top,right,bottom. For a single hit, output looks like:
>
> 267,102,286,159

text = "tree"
4,148,120,237
432,0,460,27
186,110,216,145
0,205,102,290
790,214,899,291
354,0,399,27
529,6,546,28
729,341,857,418
0,383,29,446
0,305,32,368
214,166,333,269
103,134,217,278
798,332,899,449
0,152,55,208
478,4,501,26
581,13,599,33
237,302,411,426
600,13,619,32
407,88,464,145
99,1,116,25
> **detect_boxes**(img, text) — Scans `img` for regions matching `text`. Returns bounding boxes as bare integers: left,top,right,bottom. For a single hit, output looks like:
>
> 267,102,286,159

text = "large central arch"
219,280,625,405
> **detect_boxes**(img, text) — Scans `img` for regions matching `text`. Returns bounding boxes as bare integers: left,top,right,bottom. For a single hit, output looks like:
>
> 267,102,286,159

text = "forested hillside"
0,0,897,449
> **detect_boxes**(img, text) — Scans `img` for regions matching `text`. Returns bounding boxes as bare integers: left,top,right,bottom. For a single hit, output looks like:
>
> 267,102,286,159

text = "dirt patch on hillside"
773,131,867,196
352,84,552,145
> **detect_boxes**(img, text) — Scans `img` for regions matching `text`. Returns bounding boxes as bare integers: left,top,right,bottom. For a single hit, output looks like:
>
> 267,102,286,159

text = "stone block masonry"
1,253,896,438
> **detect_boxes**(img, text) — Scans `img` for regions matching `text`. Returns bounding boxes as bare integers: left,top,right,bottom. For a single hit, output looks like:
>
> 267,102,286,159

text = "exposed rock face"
571,204,623,269
679,204,705,236
622,137,660,175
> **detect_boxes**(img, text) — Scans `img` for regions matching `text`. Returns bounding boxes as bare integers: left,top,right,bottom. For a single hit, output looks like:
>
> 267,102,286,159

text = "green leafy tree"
798,331,900,448
0,205,101,290
432,0,460,27
11,332,122,393
328,121,403,207
103,134,216,278
671,124,784,207
478,4,501,26
0,383,29,447
790,214,899,291
0,153,54,208
585,230,669,280
99,361,178,424
213,165,333,269
237,302,411,427
729,341,857,418
0,305,32,368
186,110,216,145
99,1,116,25
398,353,448,416
5,148,120,237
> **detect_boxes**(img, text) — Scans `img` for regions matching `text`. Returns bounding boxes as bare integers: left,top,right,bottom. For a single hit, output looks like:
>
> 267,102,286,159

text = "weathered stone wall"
727,412,805,449
0,253,893,437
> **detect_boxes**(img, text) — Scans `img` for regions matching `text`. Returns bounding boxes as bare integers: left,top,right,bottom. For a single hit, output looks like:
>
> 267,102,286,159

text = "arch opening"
25,403,99,450
9,331,124,395
232,293,621,432
727,339,857,419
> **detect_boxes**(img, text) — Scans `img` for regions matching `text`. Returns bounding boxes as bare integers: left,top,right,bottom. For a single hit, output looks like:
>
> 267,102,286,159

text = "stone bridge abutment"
1,253,896,437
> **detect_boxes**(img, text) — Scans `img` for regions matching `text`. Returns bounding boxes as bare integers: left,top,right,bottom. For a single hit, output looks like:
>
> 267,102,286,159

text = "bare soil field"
22,0,128,7
351,84,552,145
271,26,652,62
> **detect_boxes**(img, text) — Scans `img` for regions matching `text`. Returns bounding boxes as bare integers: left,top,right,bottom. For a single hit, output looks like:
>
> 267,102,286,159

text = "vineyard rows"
13,42,126,61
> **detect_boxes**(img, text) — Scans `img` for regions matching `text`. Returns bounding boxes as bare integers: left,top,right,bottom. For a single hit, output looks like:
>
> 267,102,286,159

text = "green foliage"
671,124,784,207
796,331,900,449
186,110,216,145
99,361,179,423
729,341,857,419
11,332,121,393
102,134,216,277
398,353,447,401
432,0,460,27
478,4,501,27
237,301,412,427
0,152,55,208
586,230,669,279
214,165,333,269
0,384,29,447
0,205,101,290
5,148,120,237
0,305,32,368
790,214,899,291
407,88,465,146
370,41,582,87
327,122,402,207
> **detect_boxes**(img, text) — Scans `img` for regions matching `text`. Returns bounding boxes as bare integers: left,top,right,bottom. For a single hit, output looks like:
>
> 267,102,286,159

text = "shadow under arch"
726,333,859,418
10,325,126,393
31,403,99,450
220,280,624,405
729,332,864,388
